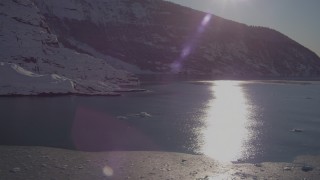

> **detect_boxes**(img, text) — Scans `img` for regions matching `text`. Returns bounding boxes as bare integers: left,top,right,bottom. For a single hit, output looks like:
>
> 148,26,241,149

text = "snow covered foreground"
0,0,139,96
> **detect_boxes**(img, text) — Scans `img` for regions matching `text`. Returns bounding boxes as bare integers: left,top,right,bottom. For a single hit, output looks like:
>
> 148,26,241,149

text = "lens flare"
171,14,212,73
201,14,212,27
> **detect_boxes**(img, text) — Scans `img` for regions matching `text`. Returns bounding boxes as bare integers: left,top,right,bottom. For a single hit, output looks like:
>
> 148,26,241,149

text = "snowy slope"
0,0,139,95
0,62,74,95
33,0,320,77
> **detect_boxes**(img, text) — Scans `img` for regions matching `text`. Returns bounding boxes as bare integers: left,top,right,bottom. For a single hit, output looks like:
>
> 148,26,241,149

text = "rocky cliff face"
32,0,320,77
0,0,138,95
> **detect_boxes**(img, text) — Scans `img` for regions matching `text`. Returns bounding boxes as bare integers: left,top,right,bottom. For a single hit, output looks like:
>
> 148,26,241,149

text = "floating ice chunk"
116,116,128,120
129,112,152,118
291,128,303,132
10,167,21,173
137,112,152,118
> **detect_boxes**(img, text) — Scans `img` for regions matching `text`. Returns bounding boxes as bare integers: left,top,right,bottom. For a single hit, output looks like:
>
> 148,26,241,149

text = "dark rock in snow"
302,166,313,172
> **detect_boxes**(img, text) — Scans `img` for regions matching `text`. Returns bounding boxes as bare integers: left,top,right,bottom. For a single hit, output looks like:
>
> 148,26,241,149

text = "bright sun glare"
201,81,254,162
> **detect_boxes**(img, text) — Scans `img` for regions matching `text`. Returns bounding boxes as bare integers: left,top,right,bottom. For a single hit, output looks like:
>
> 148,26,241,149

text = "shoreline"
0,88,148,97
2,78,320,97
1,146,319,179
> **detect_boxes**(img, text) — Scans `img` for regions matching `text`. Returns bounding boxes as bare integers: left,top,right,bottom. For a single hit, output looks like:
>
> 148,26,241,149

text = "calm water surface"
1,80,320,163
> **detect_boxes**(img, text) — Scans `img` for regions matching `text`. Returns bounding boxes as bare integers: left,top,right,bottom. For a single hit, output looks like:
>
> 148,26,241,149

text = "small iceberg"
136,112,152,118
117,112,152,120
116,116,128,120
291,128,303,133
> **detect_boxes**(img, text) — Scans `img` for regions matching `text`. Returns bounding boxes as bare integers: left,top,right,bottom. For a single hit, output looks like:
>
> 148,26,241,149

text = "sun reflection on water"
201,80,253,162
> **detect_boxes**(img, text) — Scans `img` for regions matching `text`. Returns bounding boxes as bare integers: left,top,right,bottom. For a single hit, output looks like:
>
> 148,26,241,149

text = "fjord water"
1,80,320,163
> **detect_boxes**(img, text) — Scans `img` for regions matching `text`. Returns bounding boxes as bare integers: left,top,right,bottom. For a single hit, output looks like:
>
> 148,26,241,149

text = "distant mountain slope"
0,0,138,95
32,0,320,77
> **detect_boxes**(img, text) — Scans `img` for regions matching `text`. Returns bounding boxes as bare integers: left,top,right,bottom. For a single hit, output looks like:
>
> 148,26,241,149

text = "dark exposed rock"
302,165,313,172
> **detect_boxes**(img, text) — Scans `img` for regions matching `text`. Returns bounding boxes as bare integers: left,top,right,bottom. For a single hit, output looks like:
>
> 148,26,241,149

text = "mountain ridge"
1,0,320,95
32,0,320,77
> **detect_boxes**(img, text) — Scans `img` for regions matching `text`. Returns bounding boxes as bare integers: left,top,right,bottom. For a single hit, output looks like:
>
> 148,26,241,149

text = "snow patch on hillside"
0,62,74,95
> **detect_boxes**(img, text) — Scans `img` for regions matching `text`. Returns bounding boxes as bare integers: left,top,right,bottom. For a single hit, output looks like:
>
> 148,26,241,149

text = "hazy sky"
166,0,320,56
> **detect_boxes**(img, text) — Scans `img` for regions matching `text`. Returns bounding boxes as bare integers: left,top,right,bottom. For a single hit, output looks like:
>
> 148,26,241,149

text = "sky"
166,0,320,57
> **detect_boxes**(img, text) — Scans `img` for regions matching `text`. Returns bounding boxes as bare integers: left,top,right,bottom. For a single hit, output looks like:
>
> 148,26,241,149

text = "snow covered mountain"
1,0,320,96
31,0,320,77
0,0,139,95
